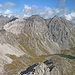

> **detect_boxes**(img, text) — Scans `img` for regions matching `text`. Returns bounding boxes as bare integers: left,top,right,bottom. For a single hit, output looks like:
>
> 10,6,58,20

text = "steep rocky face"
20,54,75,75
0,15,75,75
21,63,52,75
4,15,75,52
4,15,60,55
48,16,75,49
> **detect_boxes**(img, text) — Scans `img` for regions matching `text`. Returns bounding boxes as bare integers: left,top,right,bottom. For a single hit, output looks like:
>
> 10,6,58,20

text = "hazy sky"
0,0,75,22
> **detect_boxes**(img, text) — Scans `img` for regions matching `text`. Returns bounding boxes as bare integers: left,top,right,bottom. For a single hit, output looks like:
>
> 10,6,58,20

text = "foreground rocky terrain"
0,15,75,75
21,54,75,75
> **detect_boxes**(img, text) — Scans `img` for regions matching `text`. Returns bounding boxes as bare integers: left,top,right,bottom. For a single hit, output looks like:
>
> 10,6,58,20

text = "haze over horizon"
0,0,75,23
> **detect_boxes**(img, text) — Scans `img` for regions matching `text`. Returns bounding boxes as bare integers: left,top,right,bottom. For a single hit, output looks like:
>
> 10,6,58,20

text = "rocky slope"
21,54,75,75
0,15,75,75
4,15,75,50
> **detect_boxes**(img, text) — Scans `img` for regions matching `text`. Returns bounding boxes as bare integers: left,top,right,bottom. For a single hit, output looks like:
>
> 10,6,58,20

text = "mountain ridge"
0,15,75,75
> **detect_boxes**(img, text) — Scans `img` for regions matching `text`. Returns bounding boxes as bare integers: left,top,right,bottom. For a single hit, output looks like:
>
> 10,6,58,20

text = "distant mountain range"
0,15,75,75
0,15,18,30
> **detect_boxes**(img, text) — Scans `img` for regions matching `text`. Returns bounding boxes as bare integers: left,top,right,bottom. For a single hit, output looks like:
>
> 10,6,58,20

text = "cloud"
39,7,57,18
4,9,13,17
0,9,13,17
0,3,74,23
22,5,68,19
65,11,75,23
4,9,12,15
0,2,16,9
22,4,75,23
23,5,56,18
23,4,39,17
5,2,16,7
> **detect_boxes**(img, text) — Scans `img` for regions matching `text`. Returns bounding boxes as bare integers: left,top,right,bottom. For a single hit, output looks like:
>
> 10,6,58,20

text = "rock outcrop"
20,55,75,75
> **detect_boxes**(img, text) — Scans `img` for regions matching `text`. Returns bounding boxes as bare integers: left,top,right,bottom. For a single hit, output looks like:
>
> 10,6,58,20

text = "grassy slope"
4,33,75,75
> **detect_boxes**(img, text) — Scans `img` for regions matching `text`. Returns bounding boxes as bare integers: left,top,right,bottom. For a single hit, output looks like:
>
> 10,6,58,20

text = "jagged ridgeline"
0,15,75,75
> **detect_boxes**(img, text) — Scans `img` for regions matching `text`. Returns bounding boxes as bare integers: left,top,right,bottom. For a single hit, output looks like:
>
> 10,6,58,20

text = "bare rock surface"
0,15,75,75
20,55,75,75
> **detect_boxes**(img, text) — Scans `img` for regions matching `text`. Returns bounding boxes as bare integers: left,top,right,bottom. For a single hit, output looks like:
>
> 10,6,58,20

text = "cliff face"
0,15,75,75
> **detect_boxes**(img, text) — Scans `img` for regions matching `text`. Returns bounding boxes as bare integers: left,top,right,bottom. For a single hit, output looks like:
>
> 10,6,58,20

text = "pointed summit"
30,15,43,19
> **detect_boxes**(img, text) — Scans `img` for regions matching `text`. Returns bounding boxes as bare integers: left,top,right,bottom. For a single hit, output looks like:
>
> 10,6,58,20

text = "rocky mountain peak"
0,15,75,75
29,15,44,19
4,15,75,50
47,15,75,49
26,15,44,23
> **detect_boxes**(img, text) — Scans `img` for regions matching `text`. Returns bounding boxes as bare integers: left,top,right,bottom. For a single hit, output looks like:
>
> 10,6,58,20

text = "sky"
0,0,75,22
